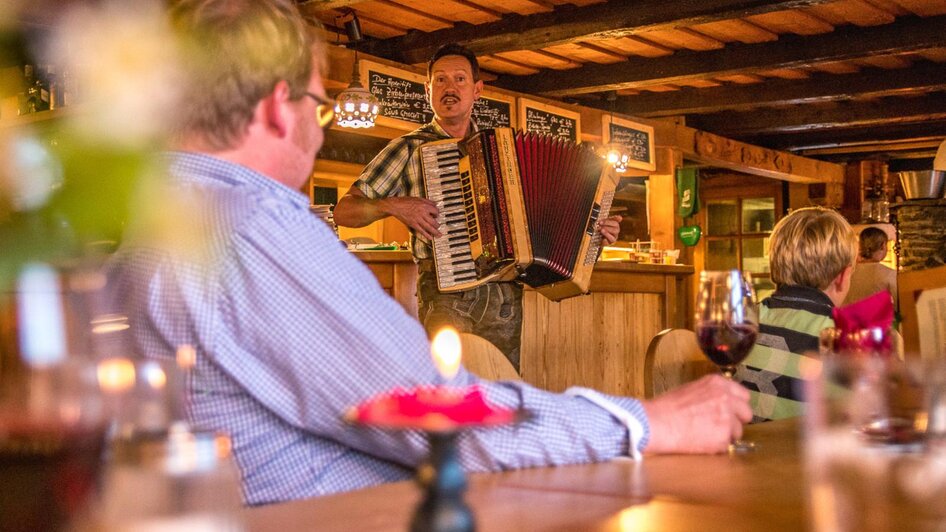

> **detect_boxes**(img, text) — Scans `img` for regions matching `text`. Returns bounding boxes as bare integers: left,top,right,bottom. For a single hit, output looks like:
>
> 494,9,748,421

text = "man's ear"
473,79,483,100
258,80,292,138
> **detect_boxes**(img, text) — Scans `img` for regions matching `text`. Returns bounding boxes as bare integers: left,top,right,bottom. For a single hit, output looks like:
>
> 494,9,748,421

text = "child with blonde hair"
736,207,857,421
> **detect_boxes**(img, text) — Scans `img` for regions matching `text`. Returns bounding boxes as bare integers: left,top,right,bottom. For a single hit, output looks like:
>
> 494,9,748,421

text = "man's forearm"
334,188,390,228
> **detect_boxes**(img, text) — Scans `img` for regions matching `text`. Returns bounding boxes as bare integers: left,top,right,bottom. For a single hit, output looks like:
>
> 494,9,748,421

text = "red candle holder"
347,384,524,532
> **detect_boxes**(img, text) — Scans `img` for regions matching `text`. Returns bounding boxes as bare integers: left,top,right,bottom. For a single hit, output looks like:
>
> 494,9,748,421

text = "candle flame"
431,327,462,381
97,357,136,393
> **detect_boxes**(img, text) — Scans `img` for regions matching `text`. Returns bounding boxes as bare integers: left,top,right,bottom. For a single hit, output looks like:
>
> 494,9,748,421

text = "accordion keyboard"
420,143,478,289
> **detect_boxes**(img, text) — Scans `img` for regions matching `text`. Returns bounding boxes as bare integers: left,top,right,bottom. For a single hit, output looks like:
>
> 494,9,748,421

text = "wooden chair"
898,264,946,356
644,328,717,398
459,333,520,381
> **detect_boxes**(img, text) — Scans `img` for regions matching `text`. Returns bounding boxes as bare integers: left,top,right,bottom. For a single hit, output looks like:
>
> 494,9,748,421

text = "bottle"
36,65,50,111
18,64,37,115
47,65,61,111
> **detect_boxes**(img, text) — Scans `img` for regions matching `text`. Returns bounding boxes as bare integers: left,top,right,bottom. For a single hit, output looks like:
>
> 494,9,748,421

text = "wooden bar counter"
354,251,693,398
521,261,693,398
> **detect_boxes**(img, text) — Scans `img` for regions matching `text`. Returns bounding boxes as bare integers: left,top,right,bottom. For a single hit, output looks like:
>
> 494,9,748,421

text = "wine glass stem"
720,367,755,453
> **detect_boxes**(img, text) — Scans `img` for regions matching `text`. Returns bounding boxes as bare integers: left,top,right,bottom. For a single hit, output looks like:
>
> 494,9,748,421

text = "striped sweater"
736,285,835,422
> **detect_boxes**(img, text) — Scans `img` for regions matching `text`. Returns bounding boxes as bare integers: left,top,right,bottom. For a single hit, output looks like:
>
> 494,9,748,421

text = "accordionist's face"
426,55,483,126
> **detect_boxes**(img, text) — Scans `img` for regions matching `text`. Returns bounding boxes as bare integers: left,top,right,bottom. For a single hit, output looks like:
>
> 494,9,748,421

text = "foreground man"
108,0,751,506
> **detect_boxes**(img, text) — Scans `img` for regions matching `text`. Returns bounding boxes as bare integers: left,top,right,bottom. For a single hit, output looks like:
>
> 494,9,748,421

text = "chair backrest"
644,328,717,398
459,333,520,381
898,264,946,356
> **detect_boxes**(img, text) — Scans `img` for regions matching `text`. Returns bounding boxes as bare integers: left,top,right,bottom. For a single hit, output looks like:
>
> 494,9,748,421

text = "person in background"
107,0,751,507
736,207,857,422
844,227,898,308
333,43,621,372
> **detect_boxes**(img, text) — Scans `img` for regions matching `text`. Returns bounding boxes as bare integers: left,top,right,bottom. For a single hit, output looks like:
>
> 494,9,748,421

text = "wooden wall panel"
520,285,675,398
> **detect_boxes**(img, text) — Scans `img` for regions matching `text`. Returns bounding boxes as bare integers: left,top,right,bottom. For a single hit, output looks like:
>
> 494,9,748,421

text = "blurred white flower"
49,0,183,148
0,130,62,211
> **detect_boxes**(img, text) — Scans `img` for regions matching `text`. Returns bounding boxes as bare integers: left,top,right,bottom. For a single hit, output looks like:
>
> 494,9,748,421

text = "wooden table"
244,420,805,531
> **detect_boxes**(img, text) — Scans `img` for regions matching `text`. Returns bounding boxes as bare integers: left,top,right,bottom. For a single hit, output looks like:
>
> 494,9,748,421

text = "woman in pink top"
844,227,898,308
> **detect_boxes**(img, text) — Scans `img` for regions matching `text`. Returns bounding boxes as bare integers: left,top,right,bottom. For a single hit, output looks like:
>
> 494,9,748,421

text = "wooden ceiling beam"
652,122,844,184
492,14,946,95
688,94,946,136
297,0,368,10
616,61,946,117
744,120,946,151
357,0,836,65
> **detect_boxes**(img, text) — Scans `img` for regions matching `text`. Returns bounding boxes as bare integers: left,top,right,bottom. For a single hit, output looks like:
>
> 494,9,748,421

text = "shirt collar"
163,151,309,210
426,118,478,138
769,285,835,310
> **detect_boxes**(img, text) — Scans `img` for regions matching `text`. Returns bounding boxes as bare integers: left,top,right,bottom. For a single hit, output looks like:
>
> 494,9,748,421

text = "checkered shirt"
354,120,476,260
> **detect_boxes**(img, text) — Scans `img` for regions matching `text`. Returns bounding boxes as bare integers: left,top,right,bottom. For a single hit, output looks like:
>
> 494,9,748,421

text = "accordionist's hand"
597,215,622,245
382,196,442,240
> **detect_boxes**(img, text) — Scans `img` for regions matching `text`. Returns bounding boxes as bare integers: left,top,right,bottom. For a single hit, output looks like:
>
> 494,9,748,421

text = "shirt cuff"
564,387,649,460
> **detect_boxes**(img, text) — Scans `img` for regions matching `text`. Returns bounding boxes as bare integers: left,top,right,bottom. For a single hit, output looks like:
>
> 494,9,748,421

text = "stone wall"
893,201,946,271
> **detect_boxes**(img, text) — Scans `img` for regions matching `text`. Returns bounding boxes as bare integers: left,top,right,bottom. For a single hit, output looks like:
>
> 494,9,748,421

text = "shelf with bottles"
0,106,77,130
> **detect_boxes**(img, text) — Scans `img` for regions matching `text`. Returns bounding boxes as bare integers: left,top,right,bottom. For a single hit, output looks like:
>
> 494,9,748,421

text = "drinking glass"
0,359,109,532
0,263,113,531
804,355,946,532
695,269,759,452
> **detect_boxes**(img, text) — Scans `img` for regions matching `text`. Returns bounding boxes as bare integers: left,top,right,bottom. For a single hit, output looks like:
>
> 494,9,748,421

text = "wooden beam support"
492,15,946,96
357,0,835,65
616,62,946,117
688,94,946,136
297,0,368,10
746,120,946,151
653,122,844,184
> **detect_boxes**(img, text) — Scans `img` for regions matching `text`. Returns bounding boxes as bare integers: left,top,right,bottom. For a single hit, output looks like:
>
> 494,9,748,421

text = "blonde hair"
769,207,856,290
168,0,325,150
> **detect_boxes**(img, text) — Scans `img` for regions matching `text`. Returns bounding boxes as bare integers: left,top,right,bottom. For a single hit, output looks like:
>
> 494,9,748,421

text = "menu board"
518,98,580,142
362,60,432,130
603,115,656,172
472,92,515,130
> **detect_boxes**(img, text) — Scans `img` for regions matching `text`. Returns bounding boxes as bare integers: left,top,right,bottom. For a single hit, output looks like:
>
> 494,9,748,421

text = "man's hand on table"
641,374,752,454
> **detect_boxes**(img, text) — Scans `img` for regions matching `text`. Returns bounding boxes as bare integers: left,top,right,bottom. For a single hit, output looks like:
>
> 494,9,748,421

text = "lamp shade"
605,144,630,173
334,60,380,129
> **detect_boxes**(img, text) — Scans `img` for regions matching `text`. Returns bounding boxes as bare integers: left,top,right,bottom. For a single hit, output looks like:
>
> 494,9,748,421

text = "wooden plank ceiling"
300,0,946,167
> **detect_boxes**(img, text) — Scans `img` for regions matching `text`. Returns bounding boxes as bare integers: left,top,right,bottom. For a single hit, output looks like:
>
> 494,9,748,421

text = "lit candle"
431,327,462,384
97,357,137,394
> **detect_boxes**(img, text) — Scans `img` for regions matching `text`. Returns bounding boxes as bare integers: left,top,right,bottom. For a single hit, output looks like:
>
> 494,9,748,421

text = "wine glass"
695,269,759,452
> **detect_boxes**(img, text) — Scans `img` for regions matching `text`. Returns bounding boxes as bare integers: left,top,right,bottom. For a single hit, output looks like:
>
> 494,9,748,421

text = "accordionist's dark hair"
427,43,480,82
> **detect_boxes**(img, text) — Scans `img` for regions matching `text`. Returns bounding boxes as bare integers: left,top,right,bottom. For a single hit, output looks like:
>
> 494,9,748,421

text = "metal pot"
898,170,946,199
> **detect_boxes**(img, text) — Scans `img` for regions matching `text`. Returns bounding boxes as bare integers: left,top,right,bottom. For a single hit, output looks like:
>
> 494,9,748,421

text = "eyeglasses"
304,92,335,128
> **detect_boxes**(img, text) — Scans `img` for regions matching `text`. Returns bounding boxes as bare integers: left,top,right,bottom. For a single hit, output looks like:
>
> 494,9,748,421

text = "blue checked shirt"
106,152,649,506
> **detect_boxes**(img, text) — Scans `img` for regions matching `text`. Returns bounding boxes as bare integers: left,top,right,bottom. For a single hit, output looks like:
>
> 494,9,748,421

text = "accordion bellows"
420,128,618,301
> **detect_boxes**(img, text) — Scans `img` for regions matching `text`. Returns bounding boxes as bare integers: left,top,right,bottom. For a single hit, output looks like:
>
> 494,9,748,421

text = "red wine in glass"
0,419,107,532
695,270,759,452
696,321,759,376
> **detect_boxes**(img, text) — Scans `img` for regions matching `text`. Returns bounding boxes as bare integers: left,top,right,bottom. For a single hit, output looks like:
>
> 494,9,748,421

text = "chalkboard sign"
472,95,513,130
518,99,580,142
603,116,656,172
363,61,432,129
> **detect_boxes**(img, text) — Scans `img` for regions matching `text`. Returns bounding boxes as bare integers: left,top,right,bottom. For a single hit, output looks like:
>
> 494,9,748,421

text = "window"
703,194,778,300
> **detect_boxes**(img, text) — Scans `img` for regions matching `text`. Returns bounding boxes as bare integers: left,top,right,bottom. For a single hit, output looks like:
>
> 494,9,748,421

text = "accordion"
419,127,618,301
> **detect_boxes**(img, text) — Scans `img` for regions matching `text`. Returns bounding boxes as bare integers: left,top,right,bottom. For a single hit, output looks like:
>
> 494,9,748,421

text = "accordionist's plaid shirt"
353,120,477,260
